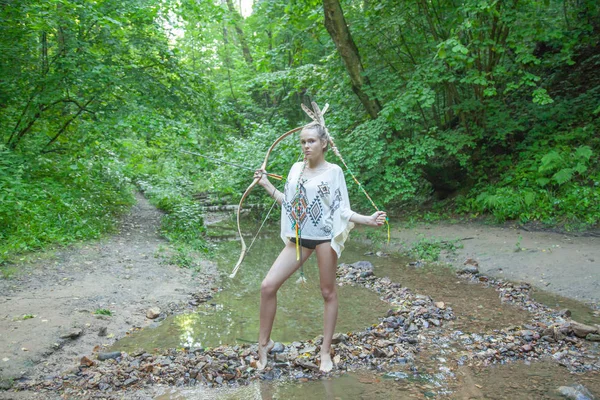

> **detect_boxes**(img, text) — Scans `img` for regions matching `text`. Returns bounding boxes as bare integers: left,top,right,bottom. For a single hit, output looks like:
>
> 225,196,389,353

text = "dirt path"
0,193,219,390
389,222,600,305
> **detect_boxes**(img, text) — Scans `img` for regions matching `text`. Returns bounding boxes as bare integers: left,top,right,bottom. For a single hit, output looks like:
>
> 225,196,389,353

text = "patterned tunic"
280,162,355,257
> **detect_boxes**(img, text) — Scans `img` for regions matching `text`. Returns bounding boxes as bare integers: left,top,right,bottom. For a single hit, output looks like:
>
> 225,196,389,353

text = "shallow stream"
112,225,599,399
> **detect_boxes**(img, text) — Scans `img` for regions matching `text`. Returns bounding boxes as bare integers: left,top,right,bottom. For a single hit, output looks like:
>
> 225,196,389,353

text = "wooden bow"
229,126,304,278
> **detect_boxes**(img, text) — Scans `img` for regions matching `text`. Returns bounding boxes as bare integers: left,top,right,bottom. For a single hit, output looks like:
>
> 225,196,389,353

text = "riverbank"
0,193,219,391
384,221,600,306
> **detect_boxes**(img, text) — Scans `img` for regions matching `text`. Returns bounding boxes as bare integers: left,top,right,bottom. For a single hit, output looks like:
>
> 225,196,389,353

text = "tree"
322,0,381,119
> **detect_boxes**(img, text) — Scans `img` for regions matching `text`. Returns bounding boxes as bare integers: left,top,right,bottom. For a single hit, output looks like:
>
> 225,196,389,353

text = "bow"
229,126,304,278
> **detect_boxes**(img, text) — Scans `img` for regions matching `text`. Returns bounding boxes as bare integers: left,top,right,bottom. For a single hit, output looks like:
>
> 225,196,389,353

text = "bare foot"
257,339,274,370
319,351,334,373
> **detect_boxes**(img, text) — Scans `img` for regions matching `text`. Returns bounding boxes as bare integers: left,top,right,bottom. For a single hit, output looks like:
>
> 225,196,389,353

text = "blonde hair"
302,121,329,152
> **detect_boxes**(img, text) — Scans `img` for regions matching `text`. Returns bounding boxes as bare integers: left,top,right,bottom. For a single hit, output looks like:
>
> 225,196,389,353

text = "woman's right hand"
254,169,270,187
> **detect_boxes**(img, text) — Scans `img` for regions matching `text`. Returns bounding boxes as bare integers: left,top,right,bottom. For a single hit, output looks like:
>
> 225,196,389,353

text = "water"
113,238,391,352
111,222,599,399
153,370,436,399
532,289,600,325
152,362,600,399
342,244,533,333
455,361,600,399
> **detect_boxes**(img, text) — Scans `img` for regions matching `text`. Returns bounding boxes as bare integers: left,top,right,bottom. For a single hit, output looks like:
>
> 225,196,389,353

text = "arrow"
178,150,283,180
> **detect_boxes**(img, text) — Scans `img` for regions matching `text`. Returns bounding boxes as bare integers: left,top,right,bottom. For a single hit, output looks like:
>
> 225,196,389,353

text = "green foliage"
19,314,36,320
136,173,208,253
94,309,112,316
0,145,134,265
2,0,599,271
407,237,463,262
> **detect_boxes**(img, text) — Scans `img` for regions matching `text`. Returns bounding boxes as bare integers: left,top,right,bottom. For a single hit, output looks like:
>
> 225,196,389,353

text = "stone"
273,361,289,368
585,333,600,342
434,301,446,309
464,258,479,266
331,333,348,344
557,384,594,400
570,322,598,338
373,347,391,358
80,356,95,367
123,377,139,386
60,328,83,339
296,359,319,371
384,371,409,380
98,351,121,361
271,342,285,353
521,344,533,352
350,261,374,270
300,345,316,354
146,307,161,319
558,309,572,318
461,266,479,274
408,261,425,268
158,357,172,366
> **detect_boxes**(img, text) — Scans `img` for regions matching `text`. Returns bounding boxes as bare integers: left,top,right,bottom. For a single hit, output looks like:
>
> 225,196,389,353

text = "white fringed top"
280,162,355,257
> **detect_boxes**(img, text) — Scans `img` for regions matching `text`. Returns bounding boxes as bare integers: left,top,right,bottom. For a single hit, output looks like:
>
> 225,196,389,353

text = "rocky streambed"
9,260,600,399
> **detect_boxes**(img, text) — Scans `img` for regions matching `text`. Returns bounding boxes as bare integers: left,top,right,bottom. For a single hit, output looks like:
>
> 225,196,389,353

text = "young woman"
253,120,387,373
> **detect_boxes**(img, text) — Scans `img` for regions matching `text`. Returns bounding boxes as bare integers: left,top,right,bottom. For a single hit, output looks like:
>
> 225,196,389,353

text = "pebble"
271,342,285,353
586,333,600,342
146,307,161,319
59,328,83,339
557,384,595,400
97,351,121,361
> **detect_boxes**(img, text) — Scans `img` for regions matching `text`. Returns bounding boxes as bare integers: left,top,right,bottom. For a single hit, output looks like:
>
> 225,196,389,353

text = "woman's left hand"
368,211,387,226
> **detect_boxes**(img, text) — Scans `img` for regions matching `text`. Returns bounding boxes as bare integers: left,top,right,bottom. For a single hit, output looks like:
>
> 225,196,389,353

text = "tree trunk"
323,0,381,119
225,0,253,68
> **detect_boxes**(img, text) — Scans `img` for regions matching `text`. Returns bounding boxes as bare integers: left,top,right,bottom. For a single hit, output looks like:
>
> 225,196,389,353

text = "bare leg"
258,242,313,370
315,242,338,373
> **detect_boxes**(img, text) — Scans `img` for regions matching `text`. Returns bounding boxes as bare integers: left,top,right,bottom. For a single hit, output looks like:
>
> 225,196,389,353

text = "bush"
0,147,134,265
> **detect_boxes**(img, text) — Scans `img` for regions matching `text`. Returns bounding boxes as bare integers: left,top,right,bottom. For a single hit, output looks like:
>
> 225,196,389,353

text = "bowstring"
246,151,304,255
246,196,279,253
331,146,391,245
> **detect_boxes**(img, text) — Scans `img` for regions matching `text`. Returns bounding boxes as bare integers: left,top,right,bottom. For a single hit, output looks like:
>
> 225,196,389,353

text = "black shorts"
289,237,331,249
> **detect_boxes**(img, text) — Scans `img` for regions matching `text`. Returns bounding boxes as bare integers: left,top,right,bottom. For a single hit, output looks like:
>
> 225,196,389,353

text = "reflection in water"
152,360,600,400
154,371,425,400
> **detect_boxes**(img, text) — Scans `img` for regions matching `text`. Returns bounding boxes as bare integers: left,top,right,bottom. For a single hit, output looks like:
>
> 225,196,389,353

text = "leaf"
574,146,593,162
552,168,574,185
538,151,562,173
523,191,535,206
536,177,550,187
532,88,553,105
574,163,588,174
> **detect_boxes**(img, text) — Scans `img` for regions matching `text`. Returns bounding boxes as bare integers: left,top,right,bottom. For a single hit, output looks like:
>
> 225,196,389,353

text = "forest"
1,0,599,265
